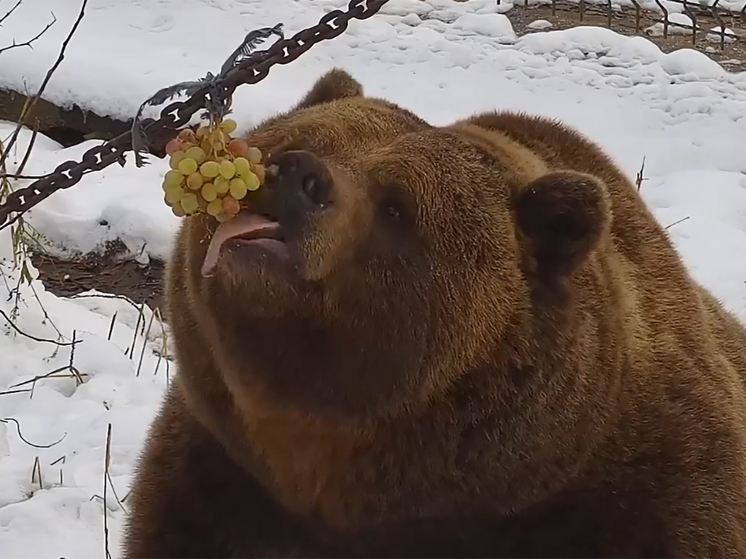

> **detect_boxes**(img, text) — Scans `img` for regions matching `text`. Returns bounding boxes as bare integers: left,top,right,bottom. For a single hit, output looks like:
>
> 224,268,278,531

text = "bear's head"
174,69,612,426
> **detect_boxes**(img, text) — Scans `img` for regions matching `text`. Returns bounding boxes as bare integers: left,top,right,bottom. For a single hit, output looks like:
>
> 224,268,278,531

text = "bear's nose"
270,150,333,211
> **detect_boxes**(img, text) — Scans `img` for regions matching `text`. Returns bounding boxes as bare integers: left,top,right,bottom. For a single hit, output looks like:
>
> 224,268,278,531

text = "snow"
528,19,554,31
0,0,745,557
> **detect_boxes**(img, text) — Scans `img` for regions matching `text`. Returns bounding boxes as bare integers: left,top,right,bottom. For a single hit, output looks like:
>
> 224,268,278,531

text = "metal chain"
0,0,389,231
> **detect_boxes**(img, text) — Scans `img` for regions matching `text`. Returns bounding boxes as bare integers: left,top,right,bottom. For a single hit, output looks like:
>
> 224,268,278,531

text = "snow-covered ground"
0,0,745,557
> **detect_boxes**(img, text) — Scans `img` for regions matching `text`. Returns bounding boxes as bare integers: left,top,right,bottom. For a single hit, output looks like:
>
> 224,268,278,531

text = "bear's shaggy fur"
123,69,746,558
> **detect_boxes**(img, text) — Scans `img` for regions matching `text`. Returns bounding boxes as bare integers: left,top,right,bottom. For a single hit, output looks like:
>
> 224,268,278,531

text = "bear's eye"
379,193,414,227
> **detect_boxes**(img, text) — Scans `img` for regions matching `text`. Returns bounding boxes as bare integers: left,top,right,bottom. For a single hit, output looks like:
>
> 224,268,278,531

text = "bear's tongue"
201,213,280,277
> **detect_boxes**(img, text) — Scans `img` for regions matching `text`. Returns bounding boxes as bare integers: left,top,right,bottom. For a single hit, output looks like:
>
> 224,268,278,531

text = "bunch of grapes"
162,118,265,221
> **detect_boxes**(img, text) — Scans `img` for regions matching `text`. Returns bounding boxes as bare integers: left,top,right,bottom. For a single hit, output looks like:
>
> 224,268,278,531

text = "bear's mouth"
201,213,288,277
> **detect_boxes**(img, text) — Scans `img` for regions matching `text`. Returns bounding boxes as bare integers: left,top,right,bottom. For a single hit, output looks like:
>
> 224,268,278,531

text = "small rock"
528,19,553,31
705,46,717,54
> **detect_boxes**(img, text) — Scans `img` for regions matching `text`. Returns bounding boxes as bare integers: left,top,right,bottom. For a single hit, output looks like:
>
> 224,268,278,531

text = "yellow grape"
164,169,184,188
181,193,199,214
186,172,203,191
169,150,186,170
233,157,251,177
214,176,230,194
215,212,232,223
219,160,236,180
185,146,206,165
229,177,248,200
243,171,260,191
197,194,208,212
196,126,210,139
222,195,240,215
221,119,237,134
200,160,220,178
171,201,186,217
201,182,218,202
206,198,224,217
178,157,198,176
165,186,184,204
247,147,262,164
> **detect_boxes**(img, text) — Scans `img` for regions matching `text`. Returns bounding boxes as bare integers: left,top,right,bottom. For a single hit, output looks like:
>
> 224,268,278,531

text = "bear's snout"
263,150,335,242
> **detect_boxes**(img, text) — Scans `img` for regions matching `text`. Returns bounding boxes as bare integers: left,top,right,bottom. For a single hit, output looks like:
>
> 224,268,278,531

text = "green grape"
214,176,230,194
200,160,220,178
221,119,237,134
164,169,184,188
178,157,198,176
165,186,184,204
247,147,262,164
181,193,199,214
169,150,186,170
201,182,218,202
185,146,206,165
171,201,186,217
243,171,260,192
229,177,248,200
233,157,251,177
186,172,203,191
219,160,236,180
206,198,224,217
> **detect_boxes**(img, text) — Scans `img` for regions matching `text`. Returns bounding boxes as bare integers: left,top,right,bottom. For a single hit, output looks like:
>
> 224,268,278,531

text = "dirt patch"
506,2,746,70
31,240,166,313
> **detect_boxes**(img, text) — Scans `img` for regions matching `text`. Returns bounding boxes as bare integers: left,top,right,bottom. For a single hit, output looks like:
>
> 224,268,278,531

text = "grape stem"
131,24,285,168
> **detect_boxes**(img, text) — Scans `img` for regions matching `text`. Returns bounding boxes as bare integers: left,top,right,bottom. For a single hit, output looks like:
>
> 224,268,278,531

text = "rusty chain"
0,0,390,231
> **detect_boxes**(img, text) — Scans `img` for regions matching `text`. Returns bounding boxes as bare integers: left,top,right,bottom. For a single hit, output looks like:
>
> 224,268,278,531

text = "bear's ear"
514,171,611,280
294,68,363,110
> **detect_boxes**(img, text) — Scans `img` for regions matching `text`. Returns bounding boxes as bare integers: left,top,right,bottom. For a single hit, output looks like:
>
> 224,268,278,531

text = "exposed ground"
507,1,746,71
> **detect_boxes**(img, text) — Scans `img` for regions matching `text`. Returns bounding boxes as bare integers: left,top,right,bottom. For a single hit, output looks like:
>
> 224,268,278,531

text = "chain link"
0,0,390,231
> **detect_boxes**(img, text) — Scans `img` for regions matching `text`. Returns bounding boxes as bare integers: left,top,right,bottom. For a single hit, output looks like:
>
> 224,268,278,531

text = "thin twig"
71,292,141,313
1,417,66,448
9,365,84,390
0,0,25,27
0,0,87,169
0,307,76,345
0,172,51,180
665,216,690,229
0,387,32,396
128,302,145,359
31,455,43,490
106,471,126,511
0,13,56,56
107,312,117,341
136,309,156,376
635,156,646,191
103,423,112,559
15,119,39,177
28,281,64,339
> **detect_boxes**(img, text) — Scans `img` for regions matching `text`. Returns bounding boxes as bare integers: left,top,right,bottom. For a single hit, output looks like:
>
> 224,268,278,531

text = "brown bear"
122,68,746,558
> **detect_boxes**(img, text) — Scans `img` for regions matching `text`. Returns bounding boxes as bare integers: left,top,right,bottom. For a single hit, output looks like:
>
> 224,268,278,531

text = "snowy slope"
0,0,745,557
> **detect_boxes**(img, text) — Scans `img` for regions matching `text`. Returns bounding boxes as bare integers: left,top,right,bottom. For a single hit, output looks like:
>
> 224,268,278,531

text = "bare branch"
0,13,56,56
1,0,87,170
0,306,77,346
0,0,24,27
0,416,66,448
